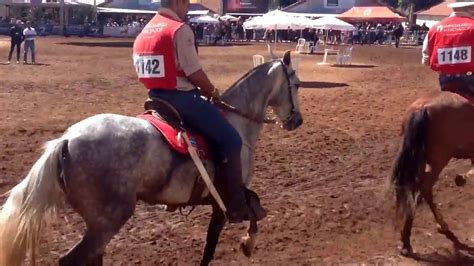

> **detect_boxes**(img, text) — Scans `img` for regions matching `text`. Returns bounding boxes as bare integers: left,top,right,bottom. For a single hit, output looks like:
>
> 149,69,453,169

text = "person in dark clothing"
7,21,24,64
393,24,404,48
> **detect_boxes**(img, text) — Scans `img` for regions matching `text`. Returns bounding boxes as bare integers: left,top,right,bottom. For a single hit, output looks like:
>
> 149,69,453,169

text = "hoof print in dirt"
455,174,467,187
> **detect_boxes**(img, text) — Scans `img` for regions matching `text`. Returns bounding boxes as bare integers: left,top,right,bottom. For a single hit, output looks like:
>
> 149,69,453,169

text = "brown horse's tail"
391,108,430,227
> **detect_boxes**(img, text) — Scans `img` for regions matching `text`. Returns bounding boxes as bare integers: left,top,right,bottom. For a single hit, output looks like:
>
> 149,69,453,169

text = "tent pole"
274,25,277,50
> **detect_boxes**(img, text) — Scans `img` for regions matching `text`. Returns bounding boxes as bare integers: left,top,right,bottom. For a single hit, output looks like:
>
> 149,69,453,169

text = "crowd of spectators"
187,18,431,48
1,11,432,48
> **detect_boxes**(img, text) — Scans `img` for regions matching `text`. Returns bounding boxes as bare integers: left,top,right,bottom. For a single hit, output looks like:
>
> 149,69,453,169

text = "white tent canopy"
189,15,219,24
97,7,156,14
243,10,306,30
220,14,239,21
311,16,354,31
188,10,210,16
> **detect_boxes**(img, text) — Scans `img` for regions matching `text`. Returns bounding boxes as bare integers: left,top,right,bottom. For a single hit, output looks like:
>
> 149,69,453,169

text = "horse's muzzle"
282,111,303,130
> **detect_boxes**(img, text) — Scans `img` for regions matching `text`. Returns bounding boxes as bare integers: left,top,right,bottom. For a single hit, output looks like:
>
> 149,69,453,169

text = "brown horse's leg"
420,159,467,247
400,192,422,256
422,187,468,248
87,254,103,266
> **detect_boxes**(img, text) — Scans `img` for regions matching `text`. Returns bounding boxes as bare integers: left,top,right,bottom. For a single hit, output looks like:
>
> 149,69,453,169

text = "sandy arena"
0,36,473,265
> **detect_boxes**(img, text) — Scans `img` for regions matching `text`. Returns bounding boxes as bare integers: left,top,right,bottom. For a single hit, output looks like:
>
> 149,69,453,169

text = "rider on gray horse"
133,0,250,223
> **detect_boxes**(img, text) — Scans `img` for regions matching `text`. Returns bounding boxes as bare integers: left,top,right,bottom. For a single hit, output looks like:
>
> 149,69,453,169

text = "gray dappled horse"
0,51,303,265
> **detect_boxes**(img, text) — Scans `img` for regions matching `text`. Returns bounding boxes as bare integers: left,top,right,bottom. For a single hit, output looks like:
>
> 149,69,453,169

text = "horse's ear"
282,50,291,66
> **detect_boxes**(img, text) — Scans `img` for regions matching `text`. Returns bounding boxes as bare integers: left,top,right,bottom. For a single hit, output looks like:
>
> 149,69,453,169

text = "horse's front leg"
240,217,258,257
201,204,226,266
240,188,266,258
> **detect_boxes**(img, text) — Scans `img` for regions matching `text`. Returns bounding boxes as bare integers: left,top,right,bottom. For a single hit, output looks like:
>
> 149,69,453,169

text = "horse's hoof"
400,247,413,257
455,174,467,187
240,236,253,258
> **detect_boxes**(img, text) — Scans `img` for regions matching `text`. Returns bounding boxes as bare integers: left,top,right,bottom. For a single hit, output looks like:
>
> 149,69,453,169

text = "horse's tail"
0,138,68,265
390,108,430,228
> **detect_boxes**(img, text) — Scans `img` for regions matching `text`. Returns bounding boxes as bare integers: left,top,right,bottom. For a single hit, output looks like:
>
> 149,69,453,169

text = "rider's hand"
207,88,220,101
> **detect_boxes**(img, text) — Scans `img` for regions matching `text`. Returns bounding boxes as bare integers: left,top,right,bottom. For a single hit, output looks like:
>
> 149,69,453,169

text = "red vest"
133,13,186,90
428,16,474,74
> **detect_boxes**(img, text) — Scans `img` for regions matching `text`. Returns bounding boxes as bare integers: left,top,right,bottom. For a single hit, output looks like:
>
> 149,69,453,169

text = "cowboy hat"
448,0,474,8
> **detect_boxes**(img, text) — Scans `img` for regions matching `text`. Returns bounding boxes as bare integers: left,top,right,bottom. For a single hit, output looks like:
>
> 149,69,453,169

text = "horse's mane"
222,60,281,97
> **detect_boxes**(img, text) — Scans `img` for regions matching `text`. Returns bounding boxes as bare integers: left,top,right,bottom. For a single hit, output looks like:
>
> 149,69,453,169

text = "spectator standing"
23,21,37,64
7,20,24,64
393,23,404,48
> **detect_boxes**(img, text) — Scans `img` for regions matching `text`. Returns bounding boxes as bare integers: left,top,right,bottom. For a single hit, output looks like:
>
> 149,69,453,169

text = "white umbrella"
189,15,219,24
243,10,308,49
243,10,305,30
311,16,354,31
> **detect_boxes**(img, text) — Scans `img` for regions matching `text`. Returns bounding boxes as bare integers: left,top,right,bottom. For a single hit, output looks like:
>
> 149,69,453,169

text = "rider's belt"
441,72,473,77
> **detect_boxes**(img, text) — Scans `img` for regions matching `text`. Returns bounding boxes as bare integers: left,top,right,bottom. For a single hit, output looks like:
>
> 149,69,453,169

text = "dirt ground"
0,36,473,265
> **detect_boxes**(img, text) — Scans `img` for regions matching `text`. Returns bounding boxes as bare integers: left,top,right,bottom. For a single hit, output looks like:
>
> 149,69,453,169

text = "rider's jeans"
148,89,242,161
439,74,474,93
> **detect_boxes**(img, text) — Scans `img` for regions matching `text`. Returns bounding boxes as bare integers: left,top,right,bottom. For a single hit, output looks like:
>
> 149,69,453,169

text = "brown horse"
390,91,474,256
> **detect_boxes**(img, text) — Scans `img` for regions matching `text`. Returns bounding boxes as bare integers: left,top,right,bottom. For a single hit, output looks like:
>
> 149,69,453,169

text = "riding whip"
180,132,227,214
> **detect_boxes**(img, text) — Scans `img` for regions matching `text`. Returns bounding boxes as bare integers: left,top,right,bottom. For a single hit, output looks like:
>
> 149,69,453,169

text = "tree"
379,0,442,10
279,0,298,8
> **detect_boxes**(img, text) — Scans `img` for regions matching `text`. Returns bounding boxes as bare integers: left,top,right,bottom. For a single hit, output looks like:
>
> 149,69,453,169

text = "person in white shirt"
23,21,37,64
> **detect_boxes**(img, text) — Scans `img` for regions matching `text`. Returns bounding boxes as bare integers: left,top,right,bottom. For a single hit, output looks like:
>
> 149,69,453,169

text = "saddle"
138,98,209,158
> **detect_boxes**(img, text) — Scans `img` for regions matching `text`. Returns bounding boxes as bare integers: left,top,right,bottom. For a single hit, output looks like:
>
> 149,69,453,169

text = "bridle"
279,61,299,125
216,60,299,125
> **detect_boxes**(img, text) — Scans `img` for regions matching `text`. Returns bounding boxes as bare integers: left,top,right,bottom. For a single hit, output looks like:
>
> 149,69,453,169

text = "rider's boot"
219,152,251,224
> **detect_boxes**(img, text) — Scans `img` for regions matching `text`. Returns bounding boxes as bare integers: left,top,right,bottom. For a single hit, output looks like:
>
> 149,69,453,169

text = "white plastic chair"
303,42,311,54
312,41,321,53
295,38,306,53
336,46,353,65
253,55,265,67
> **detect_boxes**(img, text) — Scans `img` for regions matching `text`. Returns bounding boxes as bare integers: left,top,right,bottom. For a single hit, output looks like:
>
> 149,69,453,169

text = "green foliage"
279,0,298,8
380,0,443,10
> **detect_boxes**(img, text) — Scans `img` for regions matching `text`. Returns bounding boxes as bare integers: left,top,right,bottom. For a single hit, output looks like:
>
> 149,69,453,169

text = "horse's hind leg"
59,203,135,266
400,192,422,256
423,187,464,247
59,181,136,265
420,158,465,247
59,228,111,266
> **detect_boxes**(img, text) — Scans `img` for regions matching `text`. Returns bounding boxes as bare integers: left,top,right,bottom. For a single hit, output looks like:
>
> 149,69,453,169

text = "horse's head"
268,50,303,131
